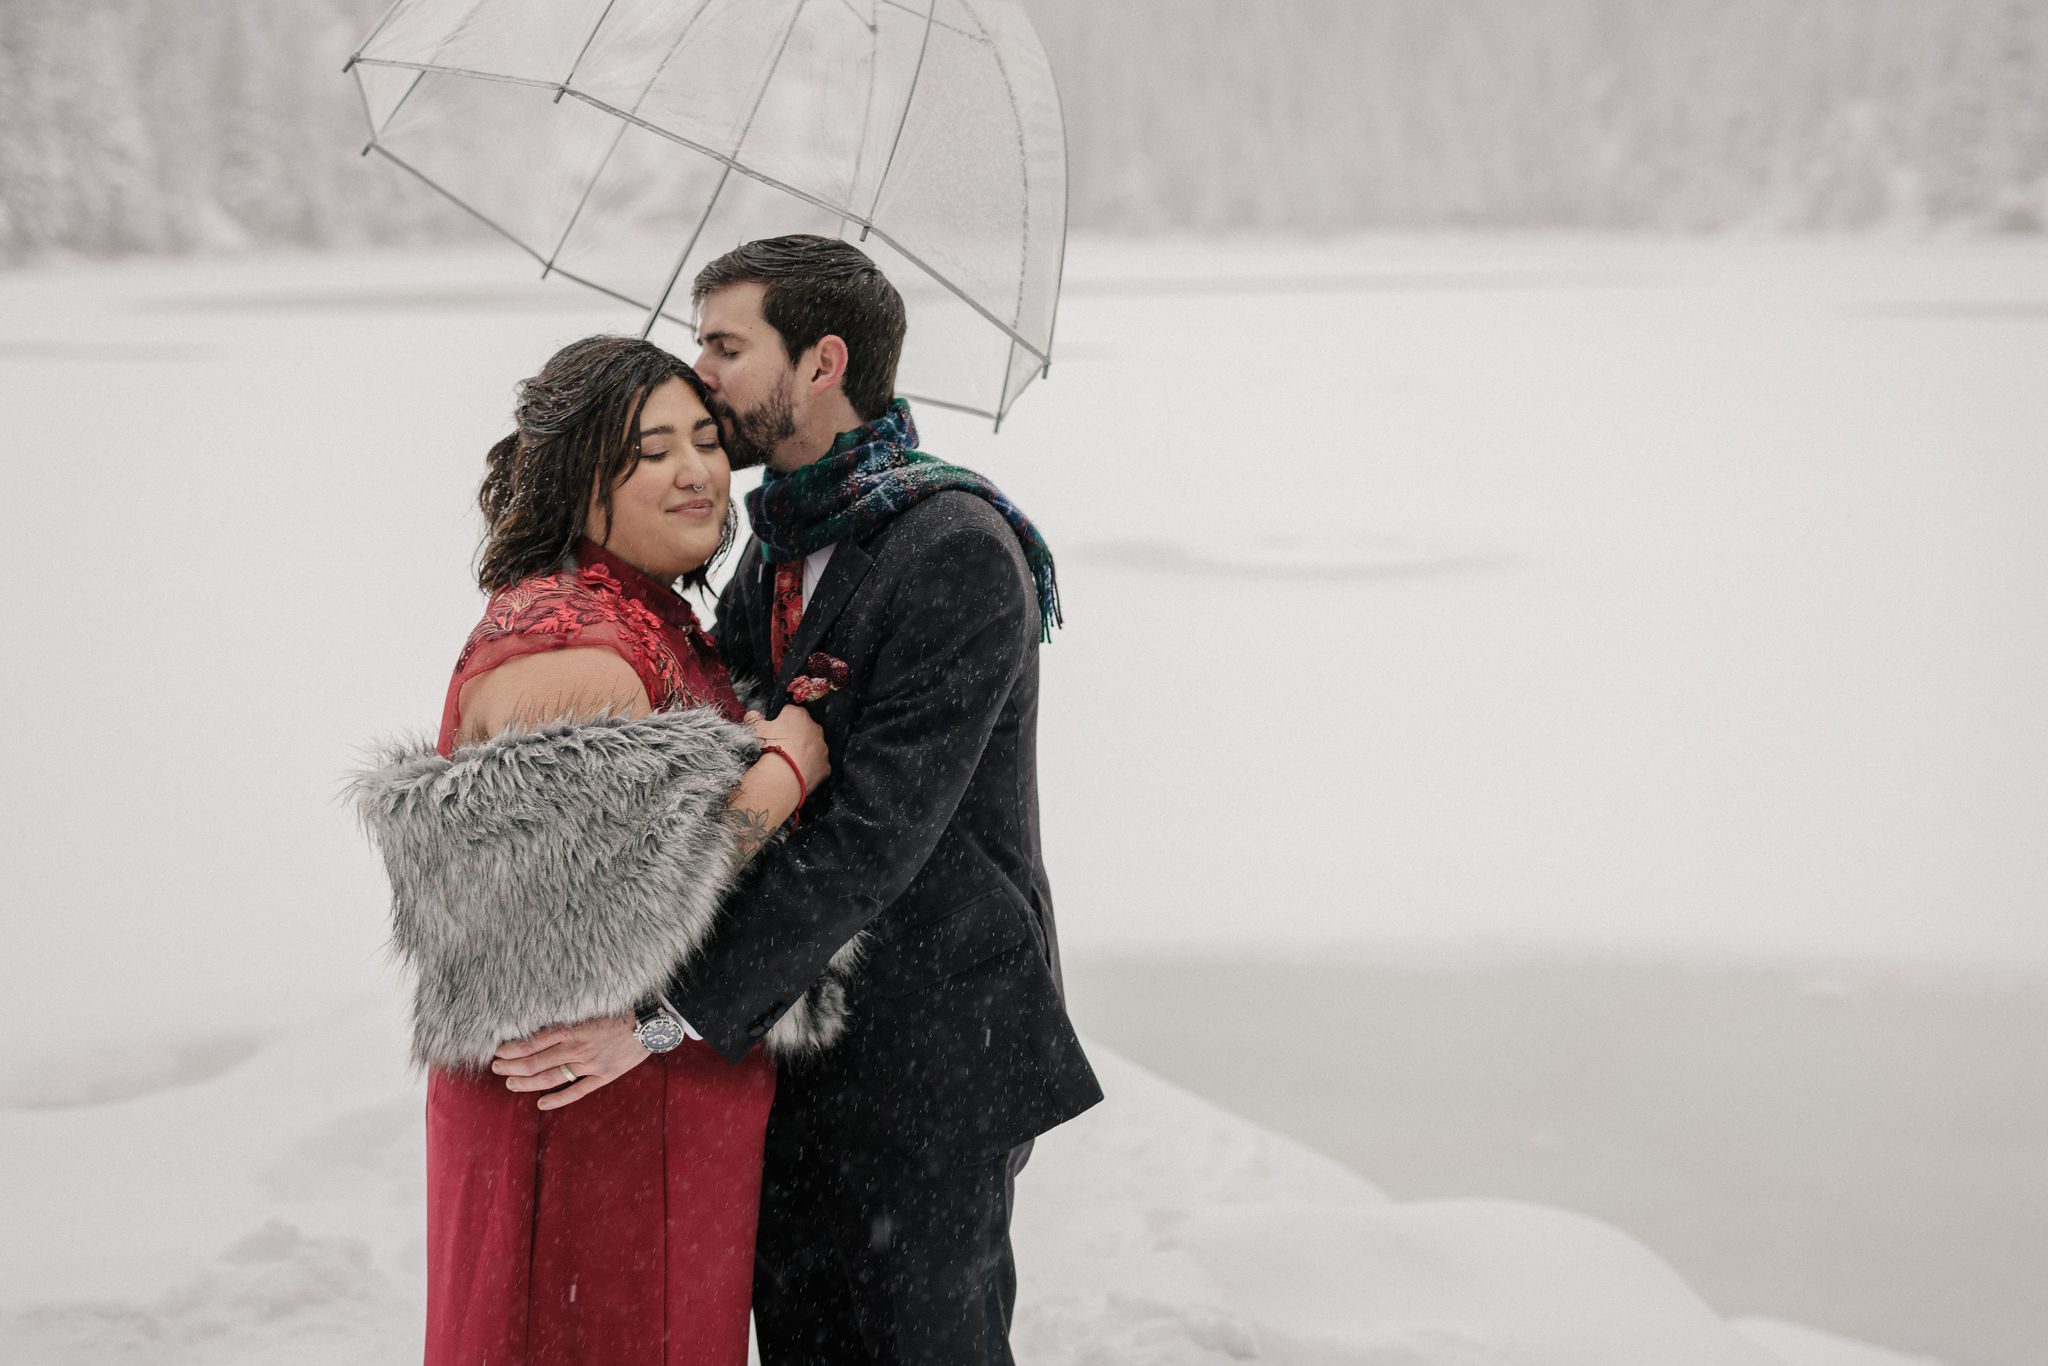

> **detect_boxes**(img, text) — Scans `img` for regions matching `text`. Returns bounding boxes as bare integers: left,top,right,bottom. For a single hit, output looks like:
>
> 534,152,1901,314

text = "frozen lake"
1,232,2043,1362
1065,952,2047,1366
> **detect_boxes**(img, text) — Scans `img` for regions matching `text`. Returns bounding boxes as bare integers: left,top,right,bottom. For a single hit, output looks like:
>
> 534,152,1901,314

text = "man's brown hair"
692,234,907,421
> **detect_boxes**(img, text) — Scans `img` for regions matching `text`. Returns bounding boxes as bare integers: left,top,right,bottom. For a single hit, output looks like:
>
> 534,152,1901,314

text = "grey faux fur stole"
346,706,852,1071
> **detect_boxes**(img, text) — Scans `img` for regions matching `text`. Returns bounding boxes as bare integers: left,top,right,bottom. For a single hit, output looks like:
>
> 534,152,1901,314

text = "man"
672,233,1100,1363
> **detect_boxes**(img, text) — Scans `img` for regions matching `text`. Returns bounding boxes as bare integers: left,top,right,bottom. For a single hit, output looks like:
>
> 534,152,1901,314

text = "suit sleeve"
666,523,1033,1061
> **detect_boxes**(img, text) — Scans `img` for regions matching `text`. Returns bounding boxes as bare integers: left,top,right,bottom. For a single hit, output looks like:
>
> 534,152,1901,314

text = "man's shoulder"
869,491,1020,570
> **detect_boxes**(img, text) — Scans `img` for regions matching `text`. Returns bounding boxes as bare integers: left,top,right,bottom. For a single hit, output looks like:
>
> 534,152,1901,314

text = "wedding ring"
559,1065,577,1084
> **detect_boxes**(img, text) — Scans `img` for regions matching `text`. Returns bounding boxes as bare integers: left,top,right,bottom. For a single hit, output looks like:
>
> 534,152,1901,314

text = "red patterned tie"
768,557,805,681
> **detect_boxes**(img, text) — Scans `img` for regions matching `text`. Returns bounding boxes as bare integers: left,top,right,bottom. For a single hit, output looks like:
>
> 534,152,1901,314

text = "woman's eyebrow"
692,416,718,433
638,423,677,438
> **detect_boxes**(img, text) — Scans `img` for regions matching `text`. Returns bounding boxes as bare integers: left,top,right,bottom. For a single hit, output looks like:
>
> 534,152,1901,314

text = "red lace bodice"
436,537,743,757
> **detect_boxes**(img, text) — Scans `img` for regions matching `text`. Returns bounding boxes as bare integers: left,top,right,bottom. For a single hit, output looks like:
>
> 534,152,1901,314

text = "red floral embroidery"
452,566,699,711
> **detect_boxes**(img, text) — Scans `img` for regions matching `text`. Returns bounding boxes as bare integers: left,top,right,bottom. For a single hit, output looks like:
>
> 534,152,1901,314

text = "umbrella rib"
371,142,696,327
994,338,1016,431
368,143,554,266
547,263,688,324
558,0,621,95
893,390,997,422
865,0,938,226
542,121,633,276
640,0,815,336
841,0,883,232
343,0,414,71
862,225,1046,364
640,164,734,339
349,59,379,141
623,0,716,114
1042,0,1070,379
876,0,984,42
834,0,877,32
543,0,716,277
730,0,815,160
957,0,1031,333
375,0,491,132
350,58,575,92
374,70,430,144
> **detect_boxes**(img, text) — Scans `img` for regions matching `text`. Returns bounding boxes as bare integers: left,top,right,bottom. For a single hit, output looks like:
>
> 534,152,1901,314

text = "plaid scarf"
745,399,1063,641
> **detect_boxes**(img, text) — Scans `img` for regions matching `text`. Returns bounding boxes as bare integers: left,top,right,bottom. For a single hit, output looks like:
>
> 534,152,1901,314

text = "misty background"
5,0,2048,263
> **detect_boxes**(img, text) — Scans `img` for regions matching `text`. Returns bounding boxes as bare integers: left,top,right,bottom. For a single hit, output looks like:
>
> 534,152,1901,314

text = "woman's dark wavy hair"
475,335,733,594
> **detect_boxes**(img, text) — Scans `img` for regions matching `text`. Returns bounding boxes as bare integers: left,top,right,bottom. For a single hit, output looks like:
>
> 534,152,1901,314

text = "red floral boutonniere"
788,652,851,704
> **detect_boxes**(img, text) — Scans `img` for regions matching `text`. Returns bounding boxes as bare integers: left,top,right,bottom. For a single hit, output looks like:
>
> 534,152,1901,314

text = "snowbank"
0,998,1936,1365
1015,1052,1942,1366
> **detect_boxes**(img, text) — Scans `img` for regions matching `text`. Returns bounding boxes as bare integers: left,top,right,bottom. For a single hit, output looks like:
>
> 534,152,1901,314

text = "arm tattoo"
722,805,778,875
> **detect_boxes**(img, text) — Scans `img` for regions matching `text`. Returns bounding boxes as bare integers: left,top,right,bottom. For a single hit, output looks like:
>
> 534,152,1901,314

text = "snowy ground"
0,992,1938,1366
2,233,2043,1362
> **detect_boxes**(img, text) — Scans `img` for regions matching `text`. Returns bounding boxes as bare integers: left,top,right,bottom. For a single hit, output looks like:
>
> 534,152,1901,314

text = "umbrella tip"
552,85,568,104
360,142,375,157
342,54,358,74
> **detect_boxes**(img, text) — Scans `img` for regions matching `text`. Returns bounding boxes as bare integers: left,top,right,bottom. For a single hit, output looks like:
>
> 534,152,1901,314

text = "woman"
350,335,839,1365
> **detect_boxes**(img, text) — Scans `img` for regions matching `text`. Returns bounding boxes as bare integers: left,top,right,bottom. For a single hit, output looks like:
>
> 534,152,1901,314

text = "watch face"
636,1017,686,1053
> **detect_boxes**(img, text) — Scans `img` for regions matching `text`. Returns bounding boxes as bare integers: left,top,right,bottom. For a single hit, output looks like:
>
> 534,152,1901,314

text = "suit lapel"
773,539,875,698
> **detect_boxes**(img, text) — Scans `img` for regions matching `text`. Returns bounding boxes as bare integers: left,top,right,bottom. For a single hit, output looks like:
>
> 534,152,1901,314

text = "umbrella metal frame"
344,0,1068,427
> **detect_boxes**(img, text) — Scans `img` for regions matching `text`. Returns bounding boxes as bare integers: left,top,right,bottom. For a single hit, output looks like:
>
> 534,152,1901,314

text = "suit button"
746,1003,788,1038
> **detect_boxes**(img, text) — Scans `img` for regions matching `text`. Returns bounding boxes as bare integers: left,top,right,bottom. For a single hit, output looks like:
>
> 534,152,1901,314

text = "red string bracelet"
757,743,807,825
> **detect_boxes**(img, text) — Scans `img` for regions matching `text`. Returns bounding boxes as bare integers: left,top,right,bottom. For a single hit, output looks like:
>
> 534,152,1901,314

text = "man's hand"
491,1014,649,1110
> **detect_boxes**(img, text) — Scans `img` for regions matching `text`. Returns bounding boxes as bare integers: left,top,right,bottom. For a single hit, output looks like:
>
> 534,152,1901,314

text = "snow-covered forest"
4,0,2048,263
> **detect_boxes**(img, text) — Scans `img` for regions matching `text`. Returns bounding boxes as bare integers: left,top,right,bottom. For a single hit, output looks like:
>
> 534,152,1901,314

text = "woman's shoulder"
457,563,662,662
451,560,703,724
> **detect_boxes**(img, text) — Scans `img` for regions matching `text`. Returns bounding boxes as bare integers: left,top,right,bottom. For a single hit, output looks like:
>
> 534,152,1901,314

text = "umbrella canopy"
345,0,1067,426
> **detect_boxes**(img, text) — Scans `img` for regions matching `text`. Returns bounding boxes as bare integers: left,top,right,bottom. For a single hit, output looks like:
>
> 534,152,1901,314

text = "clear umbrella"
344,0,1067,426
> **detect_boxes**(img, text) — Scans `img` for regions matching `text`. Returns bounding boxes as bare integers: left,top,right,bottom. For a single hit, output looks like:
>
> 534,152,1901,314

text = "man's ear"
806,334,850,397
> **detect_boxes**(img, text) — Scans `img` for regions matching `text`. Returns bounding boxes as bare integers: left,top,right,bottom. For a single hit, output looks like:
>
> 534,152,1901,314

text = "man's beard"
714,374,796,472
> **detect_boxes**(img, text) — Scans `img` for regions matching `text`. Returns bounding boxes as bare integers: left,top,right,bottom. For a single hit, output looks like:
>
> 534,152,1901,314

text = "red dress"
424,538,775,1366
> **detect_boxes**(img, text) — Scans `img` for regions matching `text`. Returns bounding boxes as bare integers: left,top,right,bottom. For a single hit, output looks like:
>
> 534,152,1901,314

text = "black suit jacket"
665,490,1103,1161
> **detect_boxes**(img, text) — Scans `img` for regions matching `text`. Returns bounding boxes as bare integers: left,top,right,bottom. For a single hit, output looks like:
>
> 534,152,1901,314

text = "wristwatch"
633,995,689,1053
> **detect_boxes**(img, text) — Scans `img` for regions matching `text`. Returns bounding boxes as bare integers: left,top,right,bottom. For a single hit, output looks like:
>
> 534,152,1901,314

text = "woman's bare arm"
458,646,650,736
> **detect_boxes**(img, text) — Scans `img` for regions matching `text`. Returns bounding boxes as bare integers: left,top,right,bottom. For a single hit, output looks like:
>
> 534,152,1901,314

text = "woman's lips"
666,500,716,517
